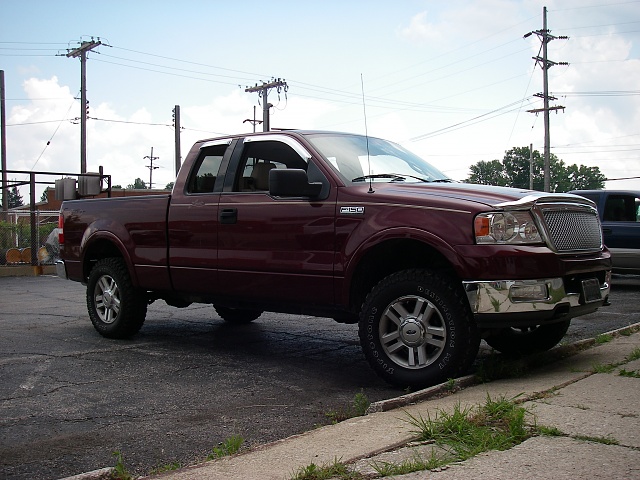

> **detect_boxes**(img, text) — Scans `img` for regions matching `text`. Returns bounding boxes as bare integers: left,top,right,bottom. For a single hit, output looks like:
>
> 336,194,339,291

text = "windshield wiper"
429,178,454,183
352,173,430,183
352,174,406,182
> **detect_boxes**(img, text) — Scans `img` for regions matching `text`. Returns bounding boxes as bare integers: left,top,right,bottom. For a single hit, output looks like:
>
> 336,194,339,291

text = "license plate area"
581,278,602,304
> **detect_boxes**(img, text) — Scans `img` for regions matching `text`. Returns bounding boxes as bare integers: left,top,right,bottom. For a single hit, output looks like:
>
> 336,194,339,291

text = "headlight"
474,211,543,245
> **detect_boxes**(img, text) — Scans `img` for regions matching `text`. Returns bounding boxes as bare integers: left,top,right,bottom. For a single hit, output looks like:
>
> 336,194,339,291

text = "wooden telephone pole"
525,7,568,192
245,78,288,132
66,39,101,173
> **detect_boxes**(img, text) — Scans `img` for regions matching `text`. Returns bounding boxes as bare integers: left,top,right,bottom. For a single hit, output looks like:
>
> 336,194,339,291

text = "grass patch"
149,461,182,475
207,435,244,460
626,347,640,362
536,425,565,437
619,368,640,378
405,395,535,463
326,391,370,424
110,451,133,480
370,450,448,476
289,458,363,480
595,333,613,344
592,362,617,374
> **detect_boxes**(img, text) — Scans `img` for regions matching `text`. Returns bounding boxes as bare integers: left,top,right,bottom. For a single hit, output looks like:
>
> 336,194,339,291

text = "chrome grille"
541,206,602,252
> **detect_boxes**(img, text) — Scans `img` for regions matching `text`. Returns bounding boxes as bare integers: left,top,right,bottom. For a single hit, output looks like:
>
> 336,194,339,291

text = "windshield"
304,133,450,184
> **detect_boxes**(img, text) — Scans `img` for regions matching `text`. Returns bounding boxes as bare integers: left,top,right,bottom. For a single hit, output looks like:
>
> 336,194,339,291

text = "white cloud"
399,11,442,44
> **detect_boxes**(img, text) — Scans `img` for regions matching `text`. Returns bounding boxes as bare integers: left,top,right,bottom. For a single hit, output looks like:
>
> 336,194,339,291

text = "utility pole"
172,105,181,177
245,78,288,132
144,147,159,189
66,39,101,173
529,143,534,190
243,105,263,133
525,7,568,192
1,70,7,213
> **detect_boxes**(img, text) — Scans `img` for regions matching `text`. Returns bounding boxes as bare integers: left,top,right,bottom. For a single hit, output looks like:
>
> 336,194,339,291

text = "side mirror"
269,169,323,198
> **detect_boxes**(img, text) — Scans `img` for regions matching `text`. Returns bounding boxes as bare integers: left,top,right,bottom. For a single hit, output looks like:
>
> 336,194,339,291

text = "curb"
58,467,114,480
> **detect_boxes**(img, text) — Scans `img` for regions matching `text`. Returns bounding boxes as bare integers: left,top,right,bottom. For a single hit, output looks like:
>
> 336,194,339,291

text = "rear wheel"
359,269,480,389
484,320,571,356
86,258,147,338
214,305,263,324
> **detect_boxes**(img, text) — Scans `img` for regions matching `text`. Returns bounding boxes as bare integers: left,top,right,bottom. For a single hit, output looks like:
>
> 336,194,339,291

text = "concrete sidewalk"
140,327,639,480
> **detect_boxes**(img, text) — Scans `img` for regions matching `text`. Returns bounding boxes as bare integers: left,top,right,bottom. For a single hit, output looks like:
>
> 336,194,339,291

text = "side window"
603,194,640,222
234,141,307,192
187,145,227,194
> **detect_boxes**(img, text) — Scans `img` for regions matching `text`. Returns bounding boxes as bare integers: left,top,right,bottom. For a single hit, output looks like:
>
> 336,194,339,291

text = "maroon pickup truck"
57,131,611,388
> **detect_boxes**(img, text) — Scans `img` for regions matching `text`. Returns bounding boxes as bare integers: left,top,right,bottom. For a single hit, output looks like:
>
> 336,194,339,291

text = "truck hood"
375,182,586,210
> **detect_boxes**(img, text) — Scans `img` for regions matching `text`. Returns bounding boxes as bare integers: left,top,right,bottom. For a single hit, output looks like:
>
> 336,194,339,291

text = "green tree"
467,160,507,186
127,178,147,189
165,182,174,190
8,185,24,208
566,164,607,190
466,146,605,192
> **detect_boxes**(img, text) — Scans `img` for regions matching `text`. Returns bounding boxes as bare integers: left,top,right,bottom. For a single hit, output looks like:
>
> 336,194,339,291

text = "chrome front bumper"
463,274,611,326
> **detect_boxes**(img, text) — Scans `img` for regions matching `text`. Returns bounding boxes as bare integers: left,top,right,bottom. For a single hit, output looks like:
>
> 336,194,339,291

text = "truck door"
167,140,232,294
216,135,336,306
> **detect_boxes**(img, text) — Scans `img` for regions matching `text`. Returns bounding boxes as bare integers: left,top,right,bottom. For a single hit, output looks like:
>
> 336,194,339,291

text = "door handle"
220,208,238,224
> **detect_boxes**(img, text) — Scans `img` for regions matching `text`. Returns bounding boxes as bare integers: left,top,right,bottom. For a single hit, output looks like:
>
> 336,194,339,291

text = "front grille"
541,206,602,252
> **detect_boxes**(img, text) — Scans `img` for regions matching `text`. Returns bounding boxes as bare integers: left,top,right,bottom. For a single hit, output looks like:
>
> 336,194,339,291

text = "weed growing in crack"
289,458,363,480
592,362,617,374
619,368,640,378
595,333,613,344
370,450,448,477
207,435,244,460
326,391,371,424
110,451,132,480
574,434,619,445
626,347,640,362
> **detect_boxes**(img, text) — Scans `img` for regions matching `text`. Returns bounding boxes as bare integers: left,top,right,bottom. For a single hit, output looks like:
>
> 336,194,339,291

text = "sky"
2,0,640,203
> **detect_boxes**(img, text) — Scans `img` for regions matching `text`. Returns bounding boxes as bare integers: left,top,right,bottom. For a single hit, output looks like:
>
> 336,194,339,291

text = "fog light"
510,282,549,302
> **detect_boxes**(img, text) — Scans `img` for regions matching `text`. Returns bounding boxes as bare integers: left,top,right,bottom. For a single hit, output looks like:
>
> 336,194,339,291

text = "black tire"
214,305,262,324
86,257,147,338
484,320,571,356
359,269,480,389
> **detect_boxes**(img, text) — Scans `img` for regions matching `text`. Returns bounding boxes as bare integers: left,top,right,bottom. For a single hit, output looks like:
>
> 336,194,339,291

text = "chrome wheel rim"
94,274,121,324
379,295,447,369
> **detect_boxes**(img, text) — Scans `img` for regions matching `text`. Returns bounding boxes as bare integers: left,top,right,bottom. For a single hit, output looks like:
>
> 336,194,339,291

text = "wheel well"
349,239,456,313
82,239,124,281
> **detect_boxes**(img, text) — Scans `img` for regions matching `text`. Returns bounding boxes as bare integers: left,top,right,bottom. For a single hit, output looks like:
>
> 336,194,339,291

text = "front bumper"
463,272,611,328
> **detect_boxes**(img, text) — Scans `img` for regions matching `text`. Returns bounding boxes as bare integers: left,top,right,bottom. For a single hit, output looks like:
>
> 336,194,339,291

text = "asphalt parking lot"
1,274,638,480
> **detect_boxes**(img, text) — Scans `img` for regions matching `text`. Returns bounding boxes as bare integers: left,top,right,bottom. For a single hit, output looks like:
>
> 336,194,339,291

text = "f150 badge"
340,206,365,215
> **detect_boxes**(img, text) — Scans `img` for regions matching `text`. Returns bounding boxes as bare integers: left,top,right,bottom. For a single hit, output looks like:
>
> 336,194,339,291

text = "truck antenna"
361,74,374,194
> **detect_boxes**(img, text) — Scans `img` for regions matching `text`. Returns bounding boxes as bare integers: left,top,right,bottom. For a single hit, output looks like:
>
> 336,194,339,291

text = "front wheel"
359,269,480,389
87,257,147,338
484,320,571,356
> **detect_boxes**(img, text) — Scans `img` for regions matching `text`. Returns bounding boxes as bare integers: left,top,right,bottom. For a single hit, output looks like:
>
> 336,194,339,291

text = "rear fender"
81,228,138,287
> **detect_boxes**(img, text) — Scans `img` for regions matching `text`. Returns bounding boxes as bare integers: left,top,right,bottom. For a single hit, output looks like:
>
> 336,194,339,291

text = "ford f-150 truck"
57,131,612,388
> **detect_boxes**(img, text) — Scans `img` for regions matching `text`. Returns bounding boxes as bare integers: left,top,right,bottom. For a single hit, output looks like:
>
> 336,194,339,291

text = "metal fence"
0,210,59,266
